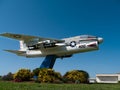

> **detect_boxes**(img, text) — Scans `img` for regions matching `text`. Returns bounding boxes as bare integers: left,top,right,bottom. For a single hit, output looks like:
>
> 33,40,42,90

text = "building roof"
96,74,119,77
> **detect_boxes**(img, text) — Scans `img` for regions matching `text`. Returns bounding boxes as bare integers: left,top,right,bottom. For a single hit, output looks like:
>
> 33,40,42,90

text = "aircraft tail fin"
4,50,26,56
19,40,28,51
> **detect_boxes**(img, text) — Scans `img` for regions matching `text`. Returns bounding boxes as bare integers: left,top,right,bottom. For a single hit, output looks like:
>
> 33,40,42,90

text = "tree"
2,72,13,81
13,69,32,82
38,68,62,83
0,76,1,80
63,70,89,83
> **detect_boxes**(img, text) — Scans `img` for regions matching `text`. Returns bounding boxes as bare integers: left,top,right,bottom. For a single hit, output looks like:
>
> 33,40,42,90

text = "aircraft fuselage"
20,35,103,58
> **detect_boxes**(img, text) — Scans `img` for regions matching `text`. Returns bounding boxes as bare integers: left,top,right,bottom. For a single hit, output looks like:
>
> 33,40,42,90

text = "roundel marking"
70,41,76,47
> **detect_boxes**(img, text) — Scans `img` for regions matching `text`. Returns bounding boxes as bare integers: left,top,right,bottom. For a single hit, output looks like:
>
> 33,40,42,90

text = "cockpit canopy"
80,35,97,38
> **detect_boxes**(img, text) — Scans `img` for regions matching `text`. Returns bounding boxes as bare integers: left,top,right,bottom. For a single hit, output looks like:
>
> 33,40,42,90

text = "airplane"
0,33,103,69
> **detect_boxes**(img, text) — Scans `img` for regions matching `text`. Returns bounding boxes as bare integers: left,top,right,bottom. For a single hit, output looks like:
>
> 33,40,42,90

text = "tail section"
4,50,26,56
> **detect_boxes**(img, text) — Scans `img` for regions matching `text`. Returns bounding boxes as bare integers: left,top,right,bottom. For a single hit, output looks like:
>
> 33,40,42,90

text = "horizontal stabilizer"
4,50,26,55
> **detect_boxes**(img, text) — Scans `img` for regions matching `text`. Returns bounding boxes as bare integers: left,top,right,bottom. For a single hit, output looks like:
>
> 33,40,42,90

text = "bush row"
1,68,89,84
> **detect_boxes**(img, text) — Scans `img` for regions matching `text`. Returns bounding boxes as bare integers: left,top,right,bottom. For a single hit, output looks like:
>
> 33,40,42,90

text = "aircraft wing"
0,33,64,43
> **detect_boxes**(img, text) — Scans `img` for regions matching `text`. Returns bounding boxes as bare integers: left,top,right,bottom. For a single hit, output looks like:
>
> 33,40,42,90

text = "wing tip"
0,32,6,36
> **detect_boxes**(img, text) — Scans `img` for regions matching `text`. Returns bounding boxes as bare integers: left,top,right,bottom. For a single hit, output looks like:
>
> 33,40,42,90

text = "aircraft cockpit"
80,35,97,38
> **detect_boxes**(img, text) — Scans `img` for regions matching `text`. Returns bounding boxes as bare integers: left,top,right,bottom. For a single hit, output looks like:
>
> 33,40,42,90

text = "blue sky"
0,0,120,77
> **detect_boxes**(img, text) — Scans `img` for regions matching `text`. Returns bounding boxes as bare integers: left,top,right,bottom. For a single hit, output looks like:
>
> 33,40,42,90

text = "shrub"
13,69,32,82
63,70,89,83
33,68,41,76
2,72,13,81
38,68,62,83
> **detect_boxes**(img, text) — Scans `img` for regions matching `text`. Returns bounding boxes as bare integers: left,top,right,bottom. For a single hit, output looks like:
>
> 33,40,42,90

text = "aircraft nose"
98,37,103,44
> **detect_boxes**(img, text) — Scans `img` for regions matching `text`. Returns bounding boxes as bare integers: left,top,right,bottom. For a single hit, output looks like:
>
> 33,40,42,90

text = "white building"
117,74,120,81
96,74,119,83
89,78,96,83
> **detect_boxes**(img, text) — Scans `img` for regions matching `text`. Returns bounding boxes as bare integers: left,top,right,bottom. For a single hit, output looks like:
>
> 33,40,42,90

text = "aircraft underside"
25,45,98,69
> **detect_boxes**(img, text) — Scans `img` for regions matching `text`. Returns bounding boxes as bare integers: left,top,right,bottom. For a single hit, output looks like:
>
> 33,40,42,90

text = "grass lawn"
0,81,120,90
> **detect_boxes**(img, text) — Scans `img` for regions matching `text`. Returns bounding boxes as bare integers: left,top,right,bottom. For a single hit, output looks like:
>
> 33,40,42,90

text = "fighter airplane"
0,33,103,68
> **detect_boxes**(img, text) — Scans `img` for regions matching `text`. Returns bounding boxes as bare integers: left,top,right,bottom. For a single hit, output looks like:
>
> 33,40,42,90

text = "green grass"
0,81,120,90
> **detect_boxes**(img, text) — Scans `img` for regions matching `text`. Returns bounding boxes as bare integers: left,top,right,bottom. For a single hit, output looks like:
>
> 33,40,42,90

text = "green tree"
0,76,1,81
38,68,62,83
63,70,89,83
14,69,32,82
2,72,13,81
